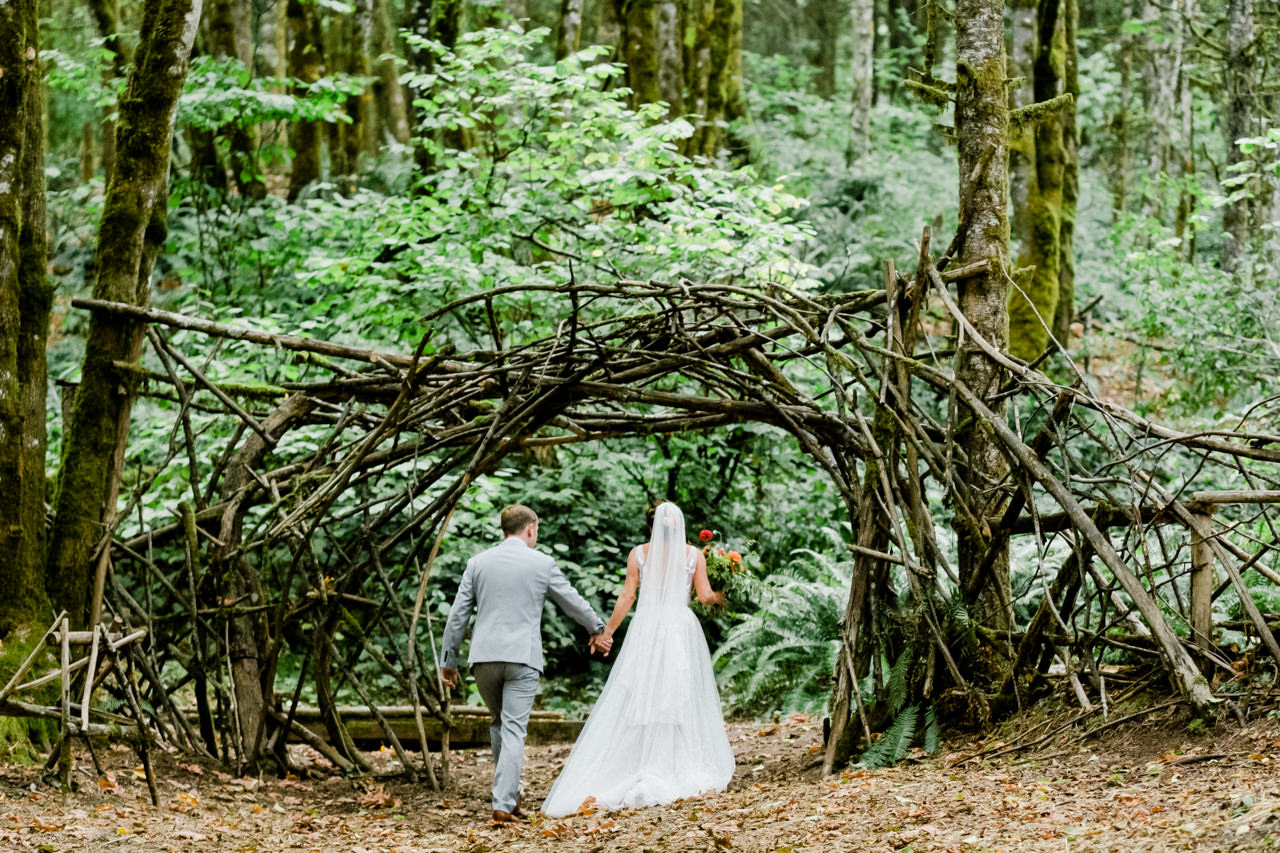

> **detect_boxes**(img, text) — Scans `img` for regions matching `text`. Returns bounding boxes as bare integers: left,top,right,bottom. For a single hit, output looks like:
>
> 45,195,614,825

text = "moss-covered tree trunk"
1052,0,1077,346
0,0,52,638
1008,0,1066,361
371,0,411,146
685,0,713,153
286,0,325,201
848,0,873,161
555,0,585,59
657,0,686,117
47,0,204,629
953,0,1013,633
1221,0,1255,277
693,0,743,157
806,0,838,98
619,0,661,108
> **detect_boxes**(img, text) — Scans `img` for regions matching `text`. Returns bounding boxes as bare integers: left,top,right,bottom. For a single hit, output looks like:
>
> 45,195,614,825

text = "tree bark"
657,0,686,117
47,0,204,628
1008,0,1065,361
556,0,585,59
848,0,873,161
286,0,324,201
371,0,411,146
953,0,1013,632
619,0,661,109
0,0,52,636
1221,0,1255,276
1052,0,1077,345
807,0,838,98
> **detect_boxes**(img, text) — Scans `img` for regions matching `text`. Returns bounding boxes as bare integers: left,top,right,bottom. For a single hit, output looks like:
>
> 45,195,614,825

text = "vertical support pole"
58,616,72,789
1189,505,1216,651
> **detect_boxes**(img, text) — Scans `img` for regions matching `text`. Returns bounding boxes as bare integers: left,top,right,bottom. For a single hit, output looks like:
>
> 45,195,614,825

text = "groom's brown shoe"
492,809,518,824
511,791,525,818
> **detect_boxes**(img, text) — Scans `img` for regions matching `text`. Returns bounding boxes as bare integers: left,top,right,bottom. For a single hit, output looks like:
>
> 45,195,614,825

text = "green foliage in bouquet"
694,528,754,616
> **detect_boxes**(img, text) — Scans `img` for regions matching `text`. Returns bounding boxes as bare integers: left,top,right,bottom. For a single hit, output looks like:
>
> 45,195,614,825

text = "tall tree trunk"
87,0,128,181
287,0,324,201
407,0,464,178
555,0,584,59
1052,0,1077,346
848,0,873,161
372,0,411,146
47,0,204,628
325,10,351,190
206,0,267,198
1137,0,1177,218
619,0,661,108
1221,0,1255,276
253,0,287,78
657,0,686,116
0,0,52,637
807,0,838,98
344,0,373,189
1111,0,1132,219
1008,0,1066,361
953,0,1013,632
1008,0,1036,248
685,0,714,153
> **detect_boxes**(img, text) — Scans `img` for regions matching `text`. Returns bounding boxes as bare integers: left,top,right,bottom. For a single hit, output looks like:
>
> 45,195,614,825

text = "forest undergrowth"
3,688,1280,852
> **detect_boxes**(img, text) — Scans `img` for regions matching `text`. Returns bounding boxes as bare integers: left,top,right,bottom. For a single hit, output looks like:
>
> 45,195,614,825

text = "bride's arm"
603,548,641,638
692,549,726,606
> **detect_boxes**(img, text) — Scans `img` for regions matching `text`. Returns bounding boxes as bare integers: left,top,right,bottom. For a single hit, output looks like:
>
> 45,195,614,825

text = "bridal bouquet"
695,528,754,615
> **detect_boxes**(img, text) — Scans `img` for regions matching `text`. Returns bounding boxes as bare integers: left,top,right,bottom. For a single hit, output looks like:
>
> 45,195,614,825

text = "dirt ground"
3,702,1280,852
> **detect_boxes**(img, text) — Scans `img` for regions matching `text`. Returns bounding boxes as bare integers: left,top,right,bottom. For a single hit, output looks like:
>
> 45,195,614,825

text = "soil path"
2,707,1278,851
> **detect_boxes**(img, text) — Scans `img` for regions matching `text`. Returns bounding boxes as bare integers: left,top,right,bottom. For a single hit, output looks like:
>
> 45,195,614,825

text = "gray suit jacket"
439,537,604,673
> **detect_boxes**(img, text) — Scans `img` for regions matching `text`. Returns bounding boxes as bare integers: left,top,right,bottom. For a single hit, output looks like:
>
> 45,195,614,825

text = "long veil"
641,502,694,610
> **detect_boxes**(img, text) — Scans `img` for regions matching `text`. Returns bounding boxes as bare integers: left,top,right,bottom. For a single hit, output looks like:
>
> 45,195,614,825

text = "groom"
439,504,611,823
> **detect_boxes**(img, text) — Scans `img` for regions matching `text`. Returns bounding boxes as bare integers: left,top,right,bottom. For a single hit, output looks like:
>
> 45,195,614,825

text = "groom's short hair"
500,504,538,536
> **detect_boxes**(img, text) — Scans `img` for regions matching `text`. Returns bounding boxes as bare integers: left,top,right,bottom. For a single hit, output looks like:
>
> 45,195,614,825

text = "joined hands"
588,631,613,657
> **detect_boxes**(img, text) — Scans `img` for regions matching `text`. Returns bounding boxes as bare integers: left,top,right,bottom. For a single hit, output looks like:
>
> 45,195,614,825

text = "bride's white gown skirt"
541,605,736,817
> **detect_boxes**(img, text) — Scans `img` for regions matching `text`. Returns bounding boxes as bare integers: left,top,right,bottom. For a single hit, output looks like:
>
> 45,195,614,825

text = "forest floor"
2,699,1280,852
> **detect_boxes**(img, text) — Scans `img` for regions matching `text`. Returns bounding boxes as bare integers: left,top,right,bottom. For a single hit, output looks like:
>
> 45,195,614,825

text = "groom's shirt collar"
500,536,528,549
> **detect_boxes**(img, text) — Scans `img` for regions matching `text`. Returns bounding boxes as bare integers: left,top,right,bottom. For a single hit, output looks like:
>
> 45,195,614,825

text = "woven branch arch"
81,232,1280,779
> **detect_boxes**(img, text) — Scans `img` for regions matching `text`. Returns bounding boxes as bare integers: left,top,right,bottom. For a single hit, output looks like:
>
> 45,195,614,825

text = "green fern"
922,703,939,755
856,703,918,769
887,648,914,715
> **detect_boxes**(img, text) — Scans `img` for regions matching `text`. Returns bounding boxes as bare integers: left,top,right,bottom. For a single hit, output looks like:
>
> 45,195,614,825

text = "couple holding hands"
439,501,734,822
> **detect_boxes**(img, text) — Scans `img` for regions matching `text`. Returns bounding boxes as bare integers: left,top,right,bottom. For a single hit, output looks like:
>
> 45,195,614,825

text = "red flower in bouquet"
699,529,714,542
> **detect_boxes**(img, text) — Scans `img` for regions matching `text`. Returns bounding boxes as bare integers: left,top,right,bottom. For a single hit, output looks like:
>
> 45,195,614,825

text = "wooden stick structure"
64,237,1280,778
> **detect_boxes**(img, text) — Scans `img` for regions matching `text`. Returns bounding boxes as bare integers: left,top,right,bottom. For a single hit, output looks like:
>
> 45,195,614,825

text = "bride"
541,501,736,817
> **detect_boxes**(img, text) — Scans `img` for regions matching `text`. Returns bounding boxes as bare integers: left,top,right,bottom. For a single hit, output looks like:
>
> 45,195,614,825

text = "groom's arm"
546,562,606,638
439,560,477,682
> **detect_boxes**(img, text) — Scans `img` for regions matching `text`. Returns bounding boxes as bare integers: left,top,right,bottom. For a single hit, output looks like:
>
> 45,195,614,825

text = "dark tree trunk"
48,0,204,628
0,0,52,637
205,0,267,198
372,0,411,146
287,0,324,201
807,0,839,98
1221,0,1254,276
953,0,1013,633
619,0,661,108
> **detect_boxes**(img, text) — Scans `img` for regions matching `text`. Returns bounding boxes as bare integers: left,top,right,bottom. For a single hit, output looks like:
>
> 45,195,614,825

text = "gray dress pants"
470,661,540,813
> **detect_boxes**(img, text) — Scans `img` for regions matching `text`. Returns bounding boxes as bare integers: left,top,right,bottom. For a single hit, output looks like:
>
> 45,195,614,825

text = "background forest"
1,0,1279,783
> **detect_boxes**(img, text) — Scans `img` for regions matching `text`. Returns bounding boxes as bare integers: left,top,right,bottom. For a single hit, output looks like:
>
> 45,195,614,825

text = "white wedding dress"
542,503,736,817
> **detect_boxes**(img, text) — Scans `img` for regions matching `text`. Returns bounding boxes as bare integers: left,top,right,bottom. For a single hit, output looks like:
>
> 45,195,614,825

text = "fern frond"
856,704,918,769
923,703,939,755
